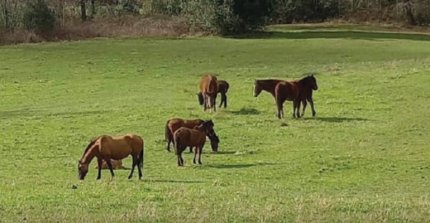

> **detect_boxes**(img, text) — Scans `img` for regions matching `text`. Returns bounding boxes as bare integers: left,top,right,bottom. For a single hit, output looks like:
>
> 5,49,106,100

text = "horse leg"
213,96,216,112
292,100,298,118
309,98,316,117
198,146,203,165
296,100,301,118
189,146,193,153
105,159,115,177
224,94,227,108
97,158,102,180
219,93,223,108
203,95,207,111
193,147,197,164
301,100,307,117
128,157,137,179
276,99,283,119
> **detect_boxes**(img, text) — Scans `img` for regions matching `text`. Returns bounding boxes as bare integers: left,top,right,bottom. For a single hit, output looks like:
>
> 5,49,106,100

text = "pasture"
0,24,429,222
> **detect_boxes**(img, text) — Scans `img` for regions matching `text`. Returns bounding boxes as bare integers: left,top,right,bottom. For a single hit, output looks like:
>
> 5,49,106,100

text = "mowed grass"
0,25,429,222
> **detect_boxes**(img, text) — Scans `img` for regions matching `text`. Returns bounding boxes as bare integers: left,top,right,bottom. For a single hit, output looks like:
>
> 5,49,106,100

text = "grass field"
0,24,429,222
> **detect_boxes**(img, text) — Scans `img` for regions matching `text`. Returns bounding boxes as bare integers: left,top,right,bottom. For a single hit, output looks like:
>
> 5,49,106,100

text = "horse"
274,74,318,119
199,74,218,112
254,79,283,98
78,134,144,180
173,120,217,166
165,118,219,153
198,80,230,108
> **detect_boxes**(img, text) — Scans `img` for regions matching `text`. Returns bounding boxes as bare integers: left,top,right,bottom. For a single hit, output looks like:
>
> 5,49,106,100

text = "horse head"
78,160,89,180
253,80,263,97
209,133,219,152
310,74,318,90
197,92,204,106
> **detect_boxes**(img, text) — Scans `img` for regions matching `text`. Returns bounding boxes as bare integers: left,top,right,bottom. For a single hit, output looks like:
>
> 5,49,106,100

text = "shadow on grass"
305,116,369,123
227,107,260,115
227,30,430,41
0,108,110,119
213,151,236,155
207,162,276,169
148,179,205,184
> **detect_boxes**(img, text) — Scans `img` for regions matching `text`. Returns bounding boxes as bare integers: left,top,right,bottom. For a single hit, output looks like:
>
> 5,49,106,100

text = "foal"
199,74,218,112
198,80,229,108
173,121,216,166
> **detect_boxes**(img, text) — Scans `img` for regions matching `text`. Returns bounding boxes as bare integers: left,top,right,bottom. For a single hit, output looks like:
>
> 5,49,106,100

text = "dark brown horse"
199,80,229,108
165,118,218,152
199,74,218,112
274,74,318,119
78,134,144,180
173,120,217,166
254,79,283,98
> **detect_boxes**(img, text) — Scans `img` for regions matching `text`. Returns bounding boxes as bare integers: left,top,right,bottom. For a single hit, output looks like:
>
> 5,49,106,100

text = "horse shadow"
213,151,236,155
305,116,369,123
207,162,276,169
148,179,205,184
227,108,260,115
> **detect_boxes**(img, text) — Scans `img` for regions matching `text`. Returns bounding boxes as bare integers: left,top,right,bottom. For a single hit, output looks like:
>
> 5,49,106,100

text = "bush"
183,0,271,34
23,0,55,35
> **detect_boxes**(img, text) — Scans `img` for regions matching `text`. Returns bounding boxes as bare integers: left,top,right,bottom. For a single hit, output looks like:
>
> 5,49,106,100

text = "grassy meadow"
0,24,429,222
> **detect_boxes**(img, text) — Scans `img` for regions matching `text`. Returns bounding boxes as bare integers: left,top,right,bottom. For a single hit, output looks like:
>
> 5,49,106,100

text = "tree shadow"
304,116,369,123
227,107,260,115
227,30,430,41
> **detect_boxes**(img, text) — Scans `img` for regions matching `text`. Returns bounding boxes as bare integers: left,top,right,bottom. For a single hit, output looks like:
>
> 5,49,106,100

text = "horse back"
275,81,300,101
200,74,218,95
174,127,206,147
217,80,229,94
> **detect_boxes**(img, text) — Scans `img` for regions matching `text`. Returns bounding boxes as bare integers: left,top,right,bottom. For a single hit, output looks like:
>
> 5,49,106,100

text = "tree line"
1,0,429,37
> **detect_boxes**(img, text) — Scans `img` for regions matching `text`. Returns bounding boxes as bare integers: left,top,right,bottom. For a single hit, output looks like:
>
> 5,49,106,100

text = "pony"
199,74,218,112
198,80,230,108
274,74,318,119
173,120,217,166
78,134,144,180
165,118,219,153
254,79,283,98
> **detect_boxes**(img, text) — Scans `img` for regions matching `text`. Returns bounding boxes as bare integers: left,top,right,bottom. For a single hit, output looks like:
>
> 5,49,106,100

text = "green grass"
0,25,429,222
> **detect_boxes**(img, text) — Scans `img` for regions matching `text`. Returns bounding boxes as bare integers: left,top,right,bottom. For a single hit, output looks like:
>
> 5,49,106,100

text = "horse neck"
80,145,97,164
298,78,312,91
260,80,278,95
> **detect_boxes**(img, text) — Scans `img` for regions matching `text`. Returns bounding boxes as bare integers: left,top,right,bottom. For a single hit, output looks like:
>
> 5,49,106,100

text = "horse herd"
78,73,318,180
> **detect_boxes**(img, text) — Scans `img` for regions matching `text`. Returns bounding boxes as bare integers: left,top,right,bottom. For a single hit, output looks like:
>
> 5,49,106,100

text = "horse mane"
81,137,100,159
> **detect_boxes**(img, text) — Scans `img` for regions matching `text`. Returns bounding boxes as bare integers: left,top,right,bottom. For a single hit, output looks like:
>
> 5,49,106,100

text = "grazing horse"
199,74,218,112
254,79,283,98
78,134,144,180
173,120,217,166
165,118,219,152
198,80,230,108
274,74,318,119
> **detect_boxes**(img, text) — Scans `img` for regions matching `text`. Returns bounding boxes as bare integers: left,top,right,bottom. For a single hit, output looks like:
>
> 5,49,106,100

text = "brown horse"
173,120,217,166
274,74,318,119
78,134,144,180
199,74,218,112
254,79,283,98
165,118,219,153
198,80,229,108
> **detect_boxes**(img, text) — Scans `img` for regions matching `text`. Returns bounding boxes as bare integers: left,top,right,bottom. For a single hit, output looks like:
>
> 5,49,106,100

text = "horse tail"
174,133,181,155
197,92,204,105
165,120,170,142
139,141,144,169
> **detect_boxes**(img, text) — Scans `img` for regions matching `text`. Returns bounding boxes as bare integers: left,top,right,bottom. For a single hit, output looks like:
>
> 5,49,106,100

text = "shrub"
23,0,55,35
